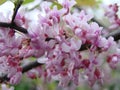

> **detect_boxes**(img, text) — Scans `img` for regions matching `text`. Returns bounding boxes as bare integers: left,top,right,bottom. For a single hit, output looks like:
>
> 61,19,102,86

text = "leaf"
23,0,34,4
47,81,57,90
0,0,6,5
51,1,63,10
76,0,98,6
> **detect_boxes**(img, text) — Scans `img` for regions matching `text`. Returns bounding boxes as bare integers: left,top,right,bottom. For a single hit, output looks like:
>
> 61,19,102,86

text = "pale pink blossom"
9,72,22,85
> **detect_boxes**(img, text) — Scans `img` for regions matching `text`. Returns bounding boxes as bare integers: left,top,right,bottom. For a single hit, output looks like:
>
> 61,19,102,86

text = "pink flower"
9,72,22,85
107,54,120,69
61,37,82,52
58,0,76,9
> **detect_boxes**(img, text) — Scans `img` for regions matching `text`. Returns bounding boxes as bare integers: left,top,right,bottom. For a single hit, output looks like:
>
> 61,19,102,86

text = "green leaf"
0,0,6,5
76,0,99,6
51,1,63,10
23,0,34,4
47,81,57,90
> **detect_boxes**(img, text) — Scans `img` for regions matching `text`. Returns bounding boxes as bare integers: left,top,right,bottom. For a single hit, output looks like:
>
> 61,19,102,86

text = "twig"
0,0,28,34
0,60,42,83
0,22,28,34
11,0,23,23
22,60,43,73
79,30,120,51
105,30,120,41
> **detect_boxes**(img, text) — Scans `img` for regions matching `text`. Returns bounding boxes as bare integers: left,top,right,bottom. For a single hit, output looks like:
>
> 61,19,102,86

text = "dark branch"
105,30,120,41
0,0,27,34
11,0,23,23
0,60,42,83
22,60,43,73
11,22,28,34
0,22,28,34
79,30,120,51
80,44,91,51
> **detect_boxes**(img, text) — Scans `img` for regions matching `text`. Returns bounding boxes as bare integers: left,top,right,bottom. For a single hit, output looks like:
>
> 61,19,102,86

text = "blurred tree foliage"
23,0,34,4
0,0,6,5
76,0,102,6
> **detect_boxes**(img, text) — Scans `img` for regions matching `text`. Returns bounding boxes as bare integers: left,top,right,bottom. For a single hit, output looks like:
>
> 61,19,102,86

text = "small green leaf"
0,0,6,5
23,0,34,4
51,1,63,10
76,0,98,6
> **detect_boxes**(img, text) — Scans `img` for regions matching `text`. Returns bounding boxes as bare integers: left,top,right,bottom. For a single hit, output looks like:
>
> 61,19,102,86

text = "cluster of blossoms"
105,3,120,30
0,0,120,87
0,24,22,84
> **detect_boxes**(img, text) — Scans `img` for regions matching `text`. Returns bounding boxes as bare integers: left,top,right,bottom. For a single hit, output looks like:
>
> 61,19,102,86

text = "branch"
11,0,23,23
0,22,28,34
1,28,119,82
105,30,120,41
79,30,120,51
0,0,28,34
22,60,43,73
0,60,42,83
74,6,120,51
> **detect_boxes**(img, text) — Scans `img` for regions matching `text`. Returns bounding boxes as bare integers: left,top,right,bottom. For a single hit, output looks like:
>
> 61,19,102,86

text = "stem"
11,0,23,23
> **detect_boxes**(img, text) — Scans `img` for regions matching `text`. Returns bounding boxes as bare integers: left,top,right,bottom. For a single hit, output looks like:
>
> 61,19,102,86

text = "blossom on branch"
0,0,120,88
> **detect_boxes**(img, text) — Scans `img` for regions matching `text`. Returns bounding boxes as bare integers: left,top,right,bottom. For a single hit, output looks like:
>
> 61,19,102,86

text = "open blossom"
9,71,22,85
0,55,22,85
64,10,102,45
58,0,76,10
60,37,82,52
0,28,21,56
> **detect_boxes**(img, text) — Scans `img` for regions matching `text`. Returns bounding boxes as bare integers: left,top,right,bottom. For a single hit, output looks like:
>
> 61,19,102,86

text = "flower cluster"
105,3,120,30
0,27,22,84
0,0,120,87
26,0,120,86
